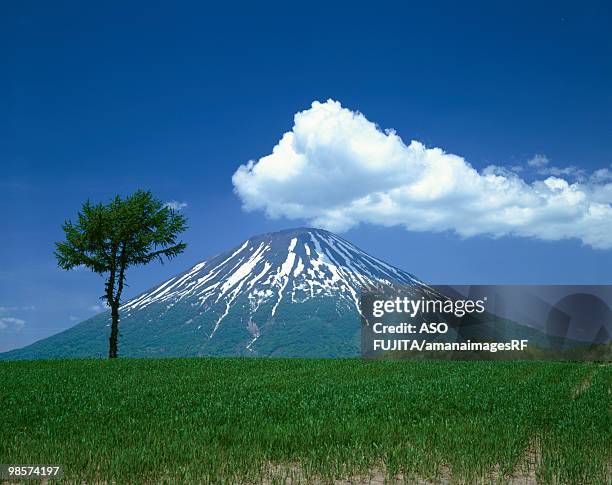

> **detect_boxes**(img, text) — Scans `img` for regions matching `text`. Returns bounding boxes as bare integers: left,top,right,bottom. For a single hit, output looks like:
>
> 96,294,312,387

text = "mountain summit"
2,228,423,359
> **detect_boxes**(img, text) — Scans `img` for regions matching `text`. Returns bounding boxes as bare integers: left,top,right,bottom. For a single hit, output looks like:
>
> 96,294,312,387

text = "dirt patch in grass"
256,459,544,484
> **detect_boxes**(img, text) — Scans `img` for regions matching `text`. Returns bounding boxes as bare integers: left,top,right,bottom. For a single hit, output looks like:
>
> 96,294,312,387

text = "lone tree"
55,190,188,358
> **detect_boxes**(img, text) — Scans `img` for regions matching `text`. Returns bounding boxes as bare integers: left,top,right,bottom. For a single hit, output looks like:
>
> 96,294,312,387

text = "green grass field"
1,359,610,484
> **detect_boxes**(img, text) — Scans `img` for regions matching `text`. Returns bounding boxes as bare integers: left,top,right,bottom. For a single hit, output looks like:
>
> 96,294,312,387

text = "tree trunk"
109,303,119,359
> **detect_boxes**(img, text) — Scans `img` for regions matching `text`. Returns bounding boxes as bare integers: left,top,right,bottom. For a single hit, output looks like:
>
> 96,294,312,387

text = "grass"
0,358,610,484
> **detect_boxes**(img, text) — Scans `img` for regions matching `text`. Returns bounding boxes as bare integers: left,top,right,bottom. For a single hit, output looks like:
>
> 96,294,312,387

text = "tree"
55,190,188,358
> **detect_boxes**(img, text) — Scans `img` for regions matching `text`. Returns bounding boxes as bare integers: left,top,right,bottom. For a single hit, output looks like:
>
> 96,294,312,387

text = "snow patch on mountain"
121,228,422,345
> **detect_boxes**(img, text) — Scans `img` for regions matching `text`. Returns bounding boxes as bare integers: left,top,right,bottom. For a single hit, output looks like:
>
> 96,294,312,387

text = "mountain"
1,228,424,359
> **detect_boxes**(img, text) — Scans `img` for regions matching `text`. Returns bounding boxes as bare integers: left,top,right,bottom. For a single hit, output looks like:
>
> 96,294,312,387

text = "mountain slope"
2,228,423,359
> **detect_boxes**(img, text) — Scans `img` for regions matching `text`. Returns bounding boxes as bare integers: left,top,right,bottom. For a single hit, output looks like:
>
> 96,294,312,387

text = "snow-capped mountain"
122,228,421,346
1,228,425,359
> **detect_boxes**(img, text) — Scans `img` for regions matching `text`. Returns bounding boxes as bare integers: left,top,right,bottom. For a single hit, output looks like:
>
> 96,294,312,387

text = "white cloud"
537,164,585,180
0,305,36,313
89,304,109,313
233,99,612,249
525,155,586,180
591,168,612,183
164,201,188,211
69,315,80,322
0,317,25,331
527,154,550,167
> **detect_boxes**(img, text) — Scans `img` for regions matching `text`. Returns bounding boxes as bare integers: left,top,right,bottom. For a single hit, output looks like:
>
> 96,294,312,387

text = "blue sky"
2,1,611,352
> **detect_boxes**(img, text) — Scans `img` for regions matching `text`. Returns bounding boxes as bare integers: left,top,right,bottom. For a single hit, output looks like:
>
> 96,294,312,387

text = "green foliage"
0,359,609,484
55,190,187,280
54,190,188,357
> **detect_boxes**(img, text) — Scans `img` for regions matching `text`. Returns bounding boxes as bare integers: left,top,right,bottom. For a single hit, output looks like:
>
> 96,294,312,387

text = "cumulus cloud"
531,159,586,181
527,154,550,167
591,168,612,183
0,317,25,330
517,154,587,180
232,99,612,249
164,201,188,211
